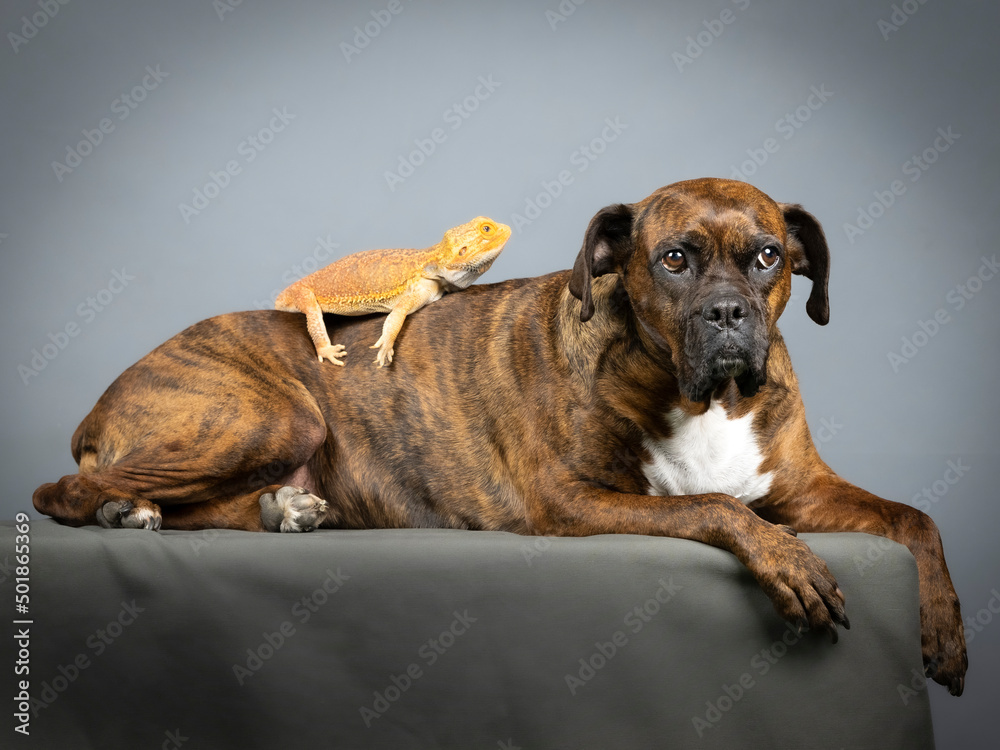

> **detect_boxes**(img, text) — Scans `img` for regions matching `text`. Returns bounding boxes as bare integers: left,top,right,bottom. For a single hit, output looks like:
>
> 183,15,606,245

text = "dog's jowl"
33,178,966,695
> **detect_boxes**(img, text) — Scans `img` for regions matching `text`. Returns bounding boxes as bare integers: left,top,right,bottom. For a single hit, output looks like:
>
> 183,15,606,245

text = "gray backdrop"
1,0,997,746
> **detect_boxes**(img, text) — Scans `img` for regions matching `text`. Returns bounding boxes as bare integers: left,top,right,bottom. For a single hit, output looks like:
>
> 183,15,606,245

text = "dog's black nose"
702,295,749,330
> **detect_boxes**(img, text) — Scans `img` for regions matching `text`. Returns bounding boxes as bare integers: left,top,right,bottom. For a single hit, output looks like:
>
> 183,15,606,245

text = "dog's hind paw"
259,486,328,533
96,499,162,531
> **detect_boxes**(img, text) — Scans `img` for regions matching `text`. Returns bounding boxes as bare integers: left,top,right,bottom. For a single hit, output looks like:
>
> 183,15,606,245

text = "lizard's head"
438,217,511,288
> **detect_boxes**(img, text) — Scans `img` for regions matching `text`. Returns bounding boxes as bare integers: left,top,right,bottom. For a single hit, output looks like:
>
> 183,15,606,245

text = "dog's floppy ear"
781,203,830,326
569,203,634,322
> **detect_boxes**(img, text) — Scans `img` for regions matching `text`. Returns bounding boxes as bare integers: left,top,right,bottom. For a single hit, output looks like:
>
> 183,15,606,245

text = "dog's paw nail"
826,623,839,644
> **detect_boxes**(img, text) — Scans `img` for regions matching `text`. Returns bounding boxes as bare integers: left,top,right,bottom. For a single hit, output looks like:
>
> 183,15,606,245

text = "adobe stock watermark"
51,65,169,182
509,116,628,234
253,234,340,309
963,587,1000,648
384,75,501,191
360,609,477,726
854,459,969,576
729,84,834,181
545,0,587,30
813,416,844,447
565,577,682,695
7,0,71,54
692,619,807,737
842,126,961,245
877,0,931,41
29,600,145,716
887,254,998,372
178,106,295,223
213,0,244,22
233,567,350,684
341,0,415,64
911,458,970,512
160,728,189,750
187,528,222,556
522,535,555,566
18,268,137,385
672,0,751,73
854,535,904,577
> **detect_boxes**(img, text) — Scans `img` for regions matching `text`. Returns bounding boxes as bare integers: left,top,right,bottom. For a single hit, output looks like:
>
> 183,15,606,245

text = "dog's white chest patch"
641,402,772,503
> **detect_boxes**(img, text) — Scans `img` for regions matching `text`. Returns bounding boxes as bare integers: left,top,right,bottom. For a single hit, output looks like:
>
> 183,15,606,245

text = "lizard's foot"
370,342,394,368
316,344,346,366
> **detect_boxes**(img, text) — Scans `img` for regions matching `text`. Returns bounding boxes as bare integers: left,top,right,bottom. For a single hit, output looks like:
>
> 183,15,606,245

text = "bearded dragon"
275,216,511,367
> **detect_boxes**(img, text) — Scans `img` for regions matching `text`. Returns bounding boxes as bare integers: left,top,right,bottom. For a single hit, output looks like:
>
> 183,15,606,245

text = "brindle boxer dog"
33,178,966,694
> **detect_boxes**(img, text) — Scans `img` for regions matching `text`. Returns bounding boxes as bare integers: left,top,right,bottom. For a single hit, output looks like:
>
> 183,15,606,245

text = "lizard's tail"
274,287,294,310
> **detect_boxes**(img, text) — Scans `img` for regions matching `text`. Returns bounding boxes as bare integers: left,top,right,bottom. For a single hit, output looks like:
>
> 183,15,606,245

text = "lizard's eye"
480,223,493,234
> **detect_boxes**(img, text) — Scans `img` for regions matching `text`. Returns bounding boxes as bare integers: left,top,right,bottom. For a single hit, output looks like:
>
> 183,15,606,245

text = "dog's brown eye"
756,246,779,270
662,250,686,273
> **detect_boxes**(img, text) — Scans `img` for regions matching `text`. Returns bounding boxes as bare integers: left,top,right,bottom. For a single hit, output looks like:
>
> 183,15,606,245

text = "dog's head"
569,178,830,402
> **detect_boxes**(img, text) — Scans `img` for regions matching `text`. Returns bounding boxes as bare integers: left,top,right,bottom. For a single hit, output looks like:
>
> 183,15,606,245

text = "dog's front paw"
748,531,850,642
259,486,328,532
96,498,162,531
922,592,968,696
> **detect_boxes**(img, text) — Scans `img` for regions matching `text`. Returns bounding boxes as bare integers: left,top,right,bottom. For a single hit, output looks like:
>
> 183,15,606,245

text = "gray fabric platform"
1,520,934,749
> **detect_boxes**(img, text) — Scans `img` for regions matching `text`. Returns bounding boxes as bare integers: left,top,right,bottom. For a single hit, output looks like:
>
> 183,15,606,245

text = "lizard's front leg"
371,280,442,367
294,288,346,365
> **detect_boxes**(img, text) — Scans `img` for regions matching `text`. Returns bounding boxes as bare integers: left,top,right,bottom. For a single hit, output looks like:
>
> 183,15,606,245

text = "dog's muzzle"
682,290,769,401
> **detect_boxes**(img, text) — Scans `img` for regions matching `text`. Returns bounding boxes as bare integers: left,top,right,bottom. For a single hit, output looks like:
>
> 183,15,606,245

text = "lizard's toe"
317,344,347,366
370,340,394,367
